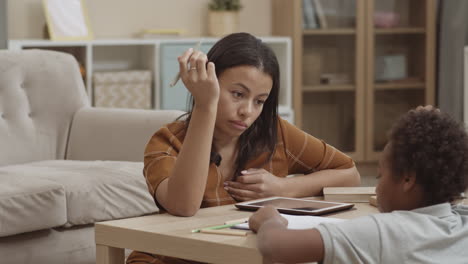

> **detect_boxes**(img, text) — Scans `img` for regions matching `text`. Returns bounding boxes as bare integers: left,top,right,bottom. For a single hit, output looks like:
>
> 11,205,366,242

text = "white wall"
7,0,272,39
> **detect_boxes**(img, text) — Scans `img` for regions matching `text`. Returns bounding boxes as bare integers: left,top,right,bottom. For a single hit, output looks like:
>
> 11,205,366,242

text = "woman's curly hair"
388,108,468,204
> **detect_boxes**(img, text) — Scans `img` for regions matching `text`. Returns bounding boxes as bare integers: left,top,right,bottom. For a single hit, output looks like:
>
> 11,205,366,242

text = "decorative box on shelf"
93,70,152,109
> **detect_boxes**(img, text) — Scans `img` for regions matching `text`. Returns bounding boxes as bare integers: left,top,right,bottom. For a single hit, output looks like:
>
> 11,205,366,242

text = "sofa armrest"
66,107,184,162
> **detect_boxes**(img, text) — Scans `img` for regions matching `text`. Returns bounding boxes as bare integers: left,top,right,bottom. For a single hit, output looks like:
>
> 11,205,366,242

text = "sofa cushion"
40,160,159,226
0,50,89,166
0,172,67,237
0,160,158,235
0,225,95,264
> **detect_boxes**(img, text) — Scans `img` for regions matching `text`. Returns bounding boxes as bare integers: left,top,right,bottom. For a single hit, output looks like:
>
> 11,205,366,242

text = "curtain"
437,0,468,121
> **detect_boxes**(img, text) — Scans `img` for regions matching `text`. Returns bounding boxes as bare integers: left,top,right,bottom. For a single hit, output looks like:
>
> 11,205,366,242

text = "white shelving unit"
9,37,294,123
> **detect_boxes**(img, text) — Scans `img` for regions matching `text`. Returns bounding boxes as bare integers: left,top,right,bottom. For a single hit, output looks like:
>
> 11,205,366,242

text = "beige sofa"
0,50,183,263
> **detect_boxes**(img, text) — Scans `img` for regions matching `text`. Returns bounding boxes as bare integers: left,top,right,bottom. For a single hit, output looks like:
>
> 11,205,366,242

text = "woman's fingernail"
188,48,193,52
224,187,229,191
224,182,228,186
241,170,247,174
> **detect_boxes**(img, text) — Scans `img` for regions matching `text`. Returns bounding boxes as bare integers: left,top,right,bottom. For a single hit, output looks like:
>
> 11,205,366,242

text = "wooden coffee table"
95,202,379,264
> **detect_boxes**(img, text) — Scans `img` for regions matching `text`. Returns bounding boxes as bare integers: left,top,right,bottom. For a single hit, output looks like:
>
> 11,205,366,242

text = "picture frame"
42,0,93,41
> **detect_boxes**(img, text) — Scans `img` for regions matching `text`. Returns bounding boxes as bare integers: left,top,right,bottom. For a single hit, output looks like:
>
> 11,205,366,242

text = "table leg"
96,244,125,264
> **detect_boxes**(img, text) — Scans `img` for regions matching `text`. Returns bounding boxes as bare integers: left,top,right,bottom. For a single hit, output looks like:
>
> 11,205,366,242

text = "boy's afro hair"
388,108,468,204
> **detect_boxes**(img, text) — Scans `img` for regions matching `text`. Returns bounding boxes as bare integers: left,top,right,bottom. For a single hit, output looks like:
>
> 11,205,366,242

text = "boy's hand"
224,168,285,201
249,206,287,233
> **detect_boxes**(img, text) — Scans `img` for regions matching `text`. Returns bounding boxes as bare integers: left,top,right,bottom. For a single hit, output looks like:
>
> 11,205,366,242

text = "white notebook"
233,213,345,230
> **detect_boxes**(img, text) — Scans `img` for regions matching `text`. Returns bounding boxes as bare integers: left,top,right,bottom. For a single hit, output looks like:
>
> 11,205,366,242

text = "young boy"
249,106,468,264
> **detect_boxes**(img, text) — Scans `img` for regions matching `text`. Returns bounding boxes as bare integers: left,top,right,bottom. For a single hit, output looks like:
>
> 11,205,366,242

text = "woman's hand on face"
178,48,220,108
248,206,287,233
224,168,285,201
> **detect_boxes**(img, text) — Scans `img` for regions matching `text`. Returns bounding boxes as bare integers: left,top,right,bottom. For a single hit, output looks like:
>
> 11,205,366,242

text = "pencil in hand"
169,41,202,87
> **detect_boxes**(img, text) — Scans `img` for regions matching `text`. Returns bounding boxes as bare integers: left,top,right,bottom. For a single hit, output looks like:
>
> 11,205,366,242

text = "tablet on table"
235,196,354,215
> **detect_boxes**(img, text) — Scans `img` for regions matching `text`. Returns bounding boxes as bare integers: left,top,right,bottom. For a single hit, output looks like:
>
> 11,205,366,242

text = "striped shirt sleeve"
279,118,355,175
143,123,184,208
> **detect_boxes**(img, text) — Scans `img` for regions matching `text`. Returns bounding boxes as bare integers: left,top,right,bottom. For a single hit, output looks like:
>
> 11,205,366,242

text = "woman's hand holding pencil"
173,42,220,107
169,41,202,87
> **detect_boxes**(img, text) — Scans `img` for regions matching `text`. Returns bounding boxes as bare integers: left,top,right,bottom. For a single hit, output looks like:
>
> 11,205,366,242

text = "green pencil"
191,221,247,233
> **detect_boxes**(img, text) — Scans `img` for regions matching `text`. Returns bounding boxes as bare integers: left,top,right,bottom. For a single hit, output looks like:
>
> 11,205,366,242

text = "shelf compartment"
374,0,428,28
302,91,356,153
374,34,426,84
302,36,356,87
92,45,155,72
373,89,425,152
302,0,358,30
91,44,155,107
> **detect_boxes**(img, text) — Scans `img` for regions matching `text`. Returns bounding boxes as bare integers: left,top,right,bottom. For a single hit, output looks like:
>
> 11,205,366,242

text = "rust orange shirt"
143,117,355,209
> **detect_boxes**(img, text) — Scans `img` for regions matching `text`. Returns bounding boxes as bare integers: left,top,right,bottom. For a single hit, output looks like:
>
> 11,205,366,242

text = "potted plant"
207,0,242,37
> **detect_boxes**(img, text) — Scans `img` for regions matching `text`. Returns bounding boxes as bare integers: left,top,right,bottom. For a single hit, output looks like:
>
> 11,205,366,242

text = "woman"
127,32,360,264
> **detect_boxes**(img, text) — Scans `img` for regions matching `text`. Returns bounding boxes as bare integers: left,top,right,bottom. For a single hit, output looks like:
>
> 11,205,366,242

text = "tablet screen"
235,197,354,215
248,198,335,210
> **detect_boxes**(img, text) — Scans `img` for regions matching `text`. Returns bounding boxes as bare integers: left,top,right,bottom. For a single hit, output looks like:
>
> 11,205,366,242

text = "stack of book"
302,0,327,29
369,196,378,207
323,187,376,203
